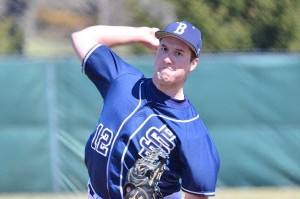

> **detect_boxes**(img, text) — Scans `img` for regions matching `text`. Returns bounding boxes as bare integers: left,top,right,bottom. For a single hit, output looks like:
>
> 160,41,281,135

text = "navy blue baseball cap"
155,21,202,57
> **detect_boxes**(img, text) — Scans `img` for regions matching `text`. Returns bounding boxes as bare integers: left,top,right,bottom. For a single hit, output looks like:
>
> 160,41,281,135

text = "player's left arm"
184,192,208,199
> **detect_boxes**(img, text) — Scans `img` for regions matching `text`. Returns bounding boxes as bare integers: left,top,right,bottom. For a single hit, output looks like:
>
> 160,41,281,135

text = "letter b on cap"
174,22,187,35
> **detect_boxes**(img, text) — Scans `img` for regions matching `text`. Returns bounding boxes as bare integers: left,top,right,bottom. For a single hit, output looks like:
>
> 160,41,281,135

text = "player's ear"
189,57,199,72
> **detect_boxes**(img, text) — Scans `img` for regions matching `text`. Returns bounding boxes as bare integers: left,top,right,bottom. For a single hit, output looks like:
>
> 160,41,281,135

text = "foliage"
1,0,300,55
125,0,163,54
0,0,26,55
0,17,24,54
168,0,300,52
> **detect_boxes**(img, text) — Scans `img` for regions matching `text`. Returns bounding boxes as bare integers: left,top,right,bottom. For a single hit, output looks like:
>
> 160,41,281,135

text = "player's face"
153,36,198,88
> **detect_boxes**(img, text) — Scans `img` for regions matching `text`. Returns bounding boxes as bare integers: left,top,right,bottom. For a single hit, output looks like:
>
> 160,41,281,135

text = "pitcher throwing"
71,21,220,199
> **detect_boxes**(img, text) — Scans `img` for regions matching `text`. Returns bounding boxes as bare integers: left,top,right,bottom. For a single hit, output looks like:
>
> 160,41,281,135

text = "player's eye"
175,51,183,56
160,46,167,51
159,45,168,52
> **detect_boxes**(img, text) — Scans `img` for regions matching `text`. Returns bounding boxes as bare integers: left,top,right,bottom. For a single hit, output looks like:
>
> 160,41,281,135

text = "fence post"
47,62,60,192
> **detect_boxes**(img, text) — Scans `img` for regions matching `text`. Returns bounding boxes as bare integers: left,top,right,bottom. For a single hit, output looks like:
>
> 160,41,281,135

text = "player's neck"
152,79,185,100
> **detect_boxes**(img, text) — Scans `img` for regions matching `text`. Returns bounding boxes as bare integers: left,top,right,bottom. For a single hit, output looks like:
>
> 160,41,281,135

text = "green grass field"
1,187,299,199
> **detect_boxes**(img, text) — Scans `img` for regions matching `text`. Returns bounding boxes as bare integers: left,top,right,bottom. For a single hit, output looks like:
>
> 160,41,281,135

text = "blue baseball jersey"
82,44,220,198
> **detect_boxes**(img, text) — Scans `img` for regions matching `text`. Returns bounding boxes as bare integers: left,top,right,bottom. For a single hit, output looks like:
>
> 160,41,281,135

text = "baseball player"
71,21,220,199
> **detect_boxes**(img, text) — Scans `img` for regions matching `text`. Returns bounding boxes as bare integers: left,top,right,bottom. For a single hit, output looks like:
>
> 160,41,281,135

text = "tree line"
1,0,300,55
166,0,300,52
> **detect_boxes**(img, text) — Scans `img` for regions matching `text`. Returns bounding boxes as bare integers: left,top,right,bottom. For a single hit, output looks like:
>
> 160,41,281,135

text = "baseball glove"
123,148,168,199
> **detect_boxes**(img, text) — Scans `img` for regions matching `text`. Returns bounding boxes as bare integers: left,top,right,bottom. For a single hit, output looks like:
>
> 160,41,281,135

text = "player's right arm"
71,25,160,62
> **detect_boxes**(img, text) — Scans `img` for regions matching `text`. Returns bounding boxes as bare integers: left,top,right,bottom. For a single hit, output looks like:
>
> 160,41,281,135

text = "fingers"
151,27,160,33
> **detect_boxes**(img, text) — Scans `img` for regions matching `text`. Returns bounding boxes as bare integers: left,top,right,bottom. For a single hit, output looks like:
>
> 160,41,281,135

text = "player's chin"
157,72,170,82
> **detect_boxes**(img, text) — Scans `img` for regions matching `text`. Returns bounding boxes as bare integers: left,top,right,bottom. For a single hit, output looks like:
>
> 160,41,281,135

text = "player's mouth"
156,69,172,82
160,64,174,71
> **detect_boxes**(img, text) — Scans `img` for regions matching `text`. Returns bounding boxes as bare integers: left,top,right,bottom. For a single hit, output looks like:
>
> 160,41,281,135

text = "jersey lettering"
91,123,114,157
174,22,187,35
139,125,176,157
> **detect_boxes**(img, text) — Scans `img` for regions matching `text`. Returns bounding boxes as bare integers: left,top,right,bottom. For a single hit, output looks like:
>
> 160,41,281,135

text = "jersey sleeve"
81,44,143,98
179,119,220,197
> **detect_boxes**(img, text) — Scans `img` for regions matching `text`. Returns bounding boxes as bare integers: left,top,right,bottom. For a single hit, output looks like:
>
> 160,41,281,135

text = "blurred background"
0,0,300,198
1,0,300,56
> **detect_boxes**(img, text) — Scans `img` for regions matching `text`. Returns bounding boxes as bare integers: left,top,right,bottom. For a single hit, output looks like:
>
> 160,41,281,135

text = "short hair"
190,51,197,62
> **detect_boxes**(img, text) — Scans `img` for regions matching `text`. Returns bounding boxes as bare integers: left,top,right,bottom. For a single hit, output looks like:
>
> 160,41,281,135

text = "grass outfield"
0,187,300,199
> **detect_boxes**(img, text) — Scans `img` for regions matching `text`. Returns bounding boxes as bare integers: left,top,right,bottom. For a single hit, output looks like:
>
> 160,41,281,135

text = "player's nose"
163,55,172,64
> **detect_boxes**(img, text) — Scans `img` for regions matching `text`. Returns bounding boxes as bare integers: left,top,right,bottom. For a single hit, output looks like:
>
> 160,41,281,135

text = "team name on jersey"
90,123,176,158
139,124,176,157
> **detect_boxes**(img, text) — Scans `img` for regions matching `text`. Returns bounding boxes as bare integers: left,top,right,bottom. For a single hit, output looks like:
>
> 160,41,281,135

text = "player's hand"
139,27,160,52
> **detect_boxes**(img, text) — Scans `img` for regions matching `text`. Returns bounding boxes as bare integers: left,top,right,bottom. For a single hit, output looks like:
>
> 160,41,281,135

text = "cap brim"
155,31,198,57
155,31,172,40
